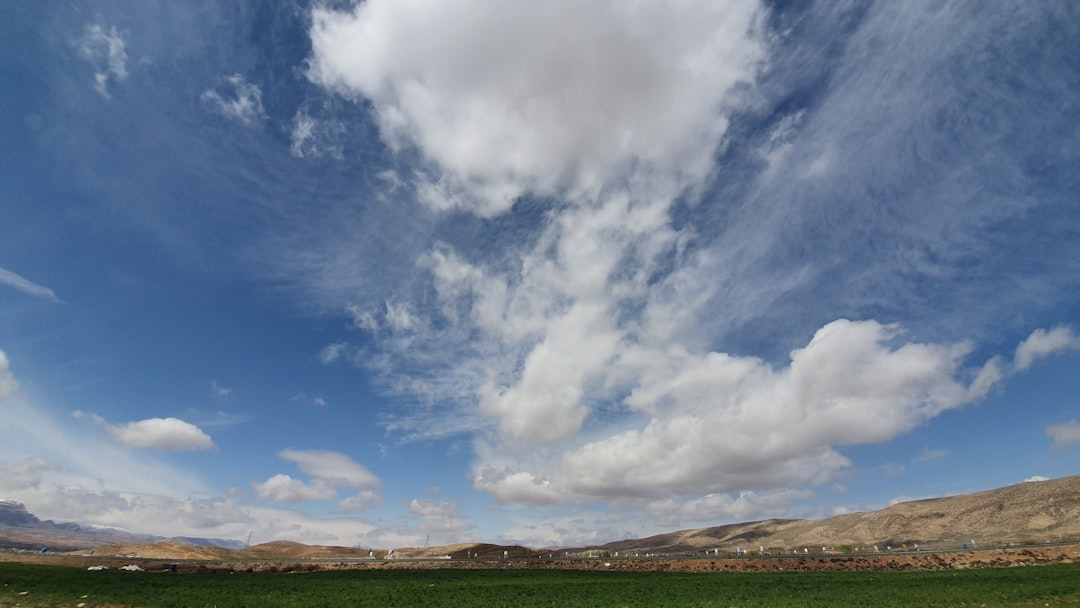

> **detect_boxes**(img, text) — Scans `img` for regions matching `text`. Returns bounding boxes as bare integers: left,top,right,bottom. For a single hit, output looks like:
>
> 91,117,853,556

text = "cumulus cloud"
1046,421,1080,451
0,350,17,400
78,23,127,98
74,411,215,451
473,320,992,505
254,449,381,506
252,474,337,503
338,490,380,512
298,0,1079,527
406,499,474,539
646,489,814,527
108,417,216,451
201,74,267,125
279,448,381,490
473,468,561,506
1013,326,1080,371
0,267,61,303
309,0,767,215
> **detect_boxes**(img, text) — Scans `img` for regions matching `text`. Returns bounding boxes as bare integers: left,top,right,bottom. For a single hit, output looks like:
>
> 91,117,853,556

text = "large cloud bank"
310,0,766,215
307,0,1079,512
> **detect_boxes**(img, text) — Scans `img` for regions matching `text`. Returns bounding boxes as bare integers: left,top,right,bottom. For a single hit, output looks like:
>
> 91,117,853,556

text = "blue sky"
1,0,1078,548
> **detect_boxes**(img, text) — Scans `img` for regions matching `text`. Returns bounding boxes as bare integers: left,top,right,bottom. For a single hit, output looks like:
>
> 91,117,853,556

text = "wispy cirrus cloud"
913,448,949,464
201,74,266,125
0,350,17,401
299,0,1080,525
210,379,232,400
290,110,345,159
78,23,128,99
0,266,60,303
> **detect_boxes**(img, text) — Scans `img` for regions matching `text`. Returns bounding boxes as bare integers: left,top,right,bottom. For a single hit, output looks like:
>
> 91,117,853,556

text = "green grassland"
2,562,1079,607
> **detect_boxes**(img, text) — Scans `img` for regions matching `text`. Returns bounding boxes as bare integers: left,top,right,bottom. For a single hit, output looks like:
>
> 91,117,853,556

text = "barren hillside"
599,475,1080,554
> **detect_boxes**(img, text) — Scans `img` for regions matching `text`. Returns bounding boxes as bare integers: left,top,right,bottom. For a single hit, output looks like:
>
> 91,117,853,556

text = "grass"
2,562,1079,607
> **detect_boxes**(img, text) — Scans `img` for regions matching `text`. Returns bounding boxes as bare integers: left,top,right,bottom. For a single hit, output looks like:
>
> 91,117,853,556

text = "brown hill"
240,540,371,560
73,541,237,560
599,475,1080,554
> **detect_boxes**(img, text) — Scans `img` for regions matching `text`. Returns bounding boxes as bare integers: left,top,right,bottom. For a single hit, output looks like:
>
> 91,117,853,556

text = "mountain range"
0,500,244,552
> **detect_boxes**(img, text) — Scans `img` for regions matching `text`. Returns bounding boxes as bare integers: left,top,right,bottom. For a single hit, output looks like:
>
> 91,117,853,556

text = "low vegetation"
3,561,1080,607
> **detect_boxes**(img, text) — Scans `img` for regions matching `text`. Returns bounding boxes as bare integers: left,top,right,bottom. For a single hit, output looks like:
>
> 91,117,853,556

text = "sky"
1,0,1079,549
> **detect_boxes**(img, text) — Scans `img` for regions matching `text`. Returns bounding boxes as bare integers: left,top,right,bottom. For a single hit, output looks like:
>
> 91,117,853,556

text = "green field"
2,562,1079,607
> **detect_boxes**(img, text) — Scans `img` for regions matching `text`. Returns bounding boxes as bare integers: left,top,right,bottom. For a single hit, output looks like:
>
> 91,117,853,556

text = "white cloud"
472,320,988,505
201,74,266,125
290,110,345,159
107,417,216,451
497,511,635,549
74,411,215,451
79,23,128,98
0,393,383,546
296,1,1077,530
0,267,61,303
309,0,767,215
346,303,380,332
384,300,418,332
290,393,327,408
1046,420,1080,451
0,464,378,546
967,356,1004,400
1024,475,1050,483
279,448,381,490
252,474,337,503
210,379,232,399
1013,326,1079,371
0,350,17,400
338,490,380,512
473,468,561,506
406,499,474,540
646,489,814,527
0,458,60,491
319,342,347,364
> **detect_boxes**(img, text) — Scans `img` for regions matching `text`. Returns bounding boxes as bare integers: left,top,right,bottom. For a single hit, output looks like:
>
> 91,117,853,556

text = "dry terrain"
597,475,1080,555
2,543,1078,574
3,474,1079,575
